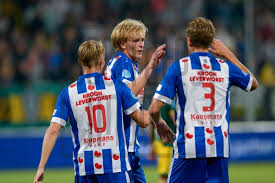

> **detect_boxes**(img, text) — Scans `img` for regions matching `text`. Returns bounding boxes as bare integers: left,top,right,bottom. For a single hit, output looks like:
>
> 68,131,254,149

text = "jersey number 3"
85,105,107,133
202,82,215,112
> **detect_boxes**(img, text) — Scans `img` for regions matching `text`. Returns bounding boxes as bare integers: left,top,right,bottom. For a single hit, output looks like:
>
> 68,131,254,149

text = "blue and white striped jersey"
51,72,140,175
105,51,144,152
154,52,252,159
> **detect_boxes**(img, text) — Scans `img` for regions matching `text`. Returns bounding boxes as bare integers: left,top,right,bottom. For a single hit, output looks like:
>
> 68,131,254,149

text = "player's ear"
98,56,105,70
187,37,192,47
120,41,126,50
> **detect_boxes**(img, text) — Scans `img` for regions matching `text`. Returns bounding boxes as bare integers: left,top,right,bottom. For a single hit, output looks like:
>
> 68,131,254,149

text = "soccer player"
149,17,258,183
105,19,171,183
34,40,152,183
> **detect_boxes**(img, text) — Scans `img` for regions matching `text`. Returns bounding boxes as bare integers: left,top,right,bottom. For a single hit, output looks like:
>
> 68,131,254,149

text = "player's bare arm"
149,99,175,144
209,39,258,90
127,44,166,96
129,109,150,128
34,122,62,183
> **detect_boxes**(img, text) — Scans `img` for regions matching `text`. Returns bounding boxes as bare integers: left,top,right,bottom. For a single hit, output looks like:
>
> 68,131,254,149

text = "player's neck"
82,66,102,75
189,47,209,54
120,50,137,63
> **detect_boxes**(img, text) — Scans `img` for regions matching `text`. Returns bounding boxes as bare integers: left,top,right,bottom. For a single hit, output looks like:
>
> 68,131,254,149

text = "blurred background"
0,0,274,183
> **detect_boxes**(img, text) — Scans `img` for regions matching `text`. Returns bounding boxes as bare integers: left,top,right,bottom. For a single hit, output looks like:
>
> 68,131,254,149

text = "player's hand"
156,119,175,145
148,44,166,70
208,39,232,60
34,167,45,183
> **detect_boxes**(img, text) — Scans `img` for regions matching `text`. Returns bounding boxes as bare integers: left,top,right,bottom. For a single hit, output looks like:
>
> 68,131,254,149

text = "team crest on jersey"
199,57,211,70
203,59,211,69
122,69,131,79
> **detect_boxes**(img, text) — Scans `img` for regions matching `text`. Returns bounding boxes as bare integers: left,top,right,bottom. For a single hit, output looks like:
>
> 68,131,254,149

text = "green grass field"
0,163,274,183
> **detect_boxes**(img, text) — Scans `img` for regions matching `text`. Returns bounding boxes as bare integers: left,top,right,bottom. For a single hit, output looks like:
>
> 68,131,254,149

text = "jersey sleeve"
115,81,140,115
153,62,178,104
227,61,253,91
112,59,135,84
51,88,69,126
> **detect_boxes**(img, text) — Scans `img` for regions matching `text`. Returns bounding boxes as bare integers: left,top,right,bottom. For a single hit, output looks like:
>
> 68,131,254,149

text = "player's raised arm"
34,122,62,183
149,99,175,145
127,44,166,96
209,39,258,91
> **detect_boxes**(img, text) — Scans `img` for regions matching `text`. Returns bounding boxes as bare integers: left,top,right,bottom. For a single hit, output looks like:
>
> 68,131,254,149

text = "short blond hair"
111,19,148,51
186,17,215,48
78,40,105,67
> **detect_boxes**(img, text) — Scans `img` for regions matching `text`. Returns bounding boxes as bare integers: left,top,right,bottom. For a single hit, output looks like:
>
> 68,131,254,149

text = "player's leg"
96,171,133,183
206,157,229,183
168,158,207,183
128,151,147,183
75,174,97,183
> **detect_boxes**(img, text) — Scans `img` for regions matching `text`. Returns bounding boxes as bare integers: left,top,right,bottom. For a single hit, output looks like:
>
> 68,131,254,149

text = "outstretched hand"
34,167,45,183
208,39,232,60
156,119,175,145
148,44,166,70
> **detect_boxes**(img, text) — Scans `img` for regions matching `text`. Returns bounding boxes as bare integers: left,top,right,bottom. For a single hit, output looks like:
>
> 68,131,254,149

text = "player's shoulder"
167,57,189,70
178,56,191,63
113,79,127,89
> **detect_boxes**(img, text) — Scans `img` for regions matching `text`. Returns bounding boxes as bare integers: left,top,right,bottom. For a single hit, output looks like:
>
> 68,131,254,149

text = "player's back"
53,73,132,176
154,52,252,159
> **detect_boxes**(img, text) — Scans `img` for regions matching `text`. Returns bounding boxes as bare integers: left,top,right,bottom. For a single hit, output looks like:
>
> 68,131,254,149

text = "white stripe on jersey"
128,121,137,152
124,102,140,115
51,117,66,126
111,149,121,172
93,149,104,174
173,94,180,158
222,120,229,158
246,75,253,91
120,106,131,171
122,79,131,84
205,126,217,157
184,126,196,159
153,93,173,104
125,171,130,183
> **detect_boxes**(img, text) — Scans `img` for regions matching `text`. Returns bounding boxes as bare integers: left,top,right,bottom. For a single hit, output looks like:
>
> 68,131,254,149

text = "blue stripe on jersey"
210,56,221,71
189,54,202,70
214,126,224,156
65,87,81,175
195,127,206,157
95,75,106,90
123,114,131,149
77,77,87,94
84,151,94,174
225,89,231,154
114,85,127,170
103,149,112,172
175,61,186,158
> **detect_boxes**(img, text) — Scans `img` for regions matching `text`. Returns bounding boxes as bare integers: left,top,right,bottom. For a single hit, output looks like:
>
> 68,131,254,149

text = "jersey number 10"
85,104,107,133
